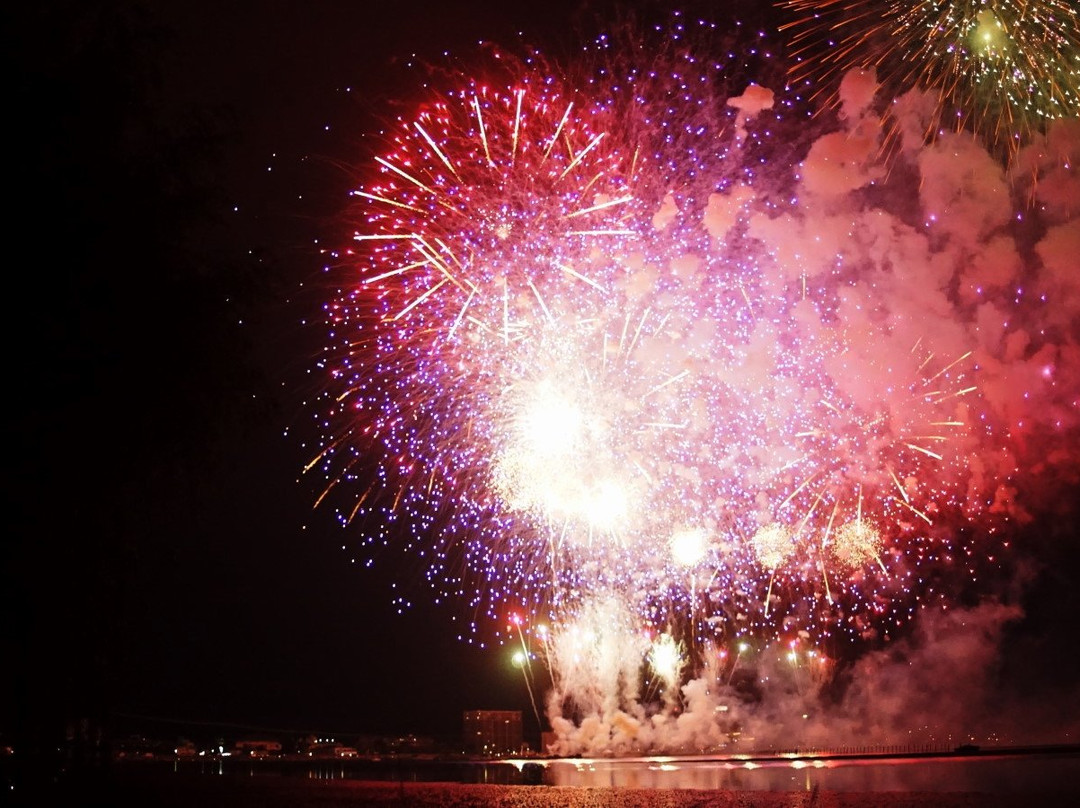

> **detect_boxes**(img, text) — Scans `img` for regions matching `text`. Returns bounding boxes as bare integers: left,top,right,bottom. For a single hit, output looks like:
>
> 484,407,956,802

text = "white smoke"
544,66,1080,756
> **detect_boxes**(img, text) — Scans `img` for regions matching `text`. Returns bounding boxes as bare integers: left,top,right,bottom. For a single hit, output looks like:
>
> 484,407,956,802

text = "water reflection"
160,749,1080,793
538,752,1080,793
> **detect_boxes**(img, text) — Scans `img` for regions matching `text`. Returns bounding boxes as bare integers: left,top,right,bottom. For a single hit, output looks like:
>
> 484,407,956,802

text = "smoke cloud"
544,65,1080,756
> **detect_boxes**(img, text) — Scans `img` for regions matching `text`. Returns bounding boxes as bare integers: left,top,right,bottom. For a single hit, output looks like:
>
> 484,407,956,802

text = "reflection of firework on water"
776,0,1080,160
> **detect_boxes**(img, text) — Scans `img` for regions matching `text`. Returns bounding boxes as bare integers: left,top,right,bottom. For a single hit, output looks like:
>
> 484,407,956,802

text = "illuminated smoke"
312,8,1080,755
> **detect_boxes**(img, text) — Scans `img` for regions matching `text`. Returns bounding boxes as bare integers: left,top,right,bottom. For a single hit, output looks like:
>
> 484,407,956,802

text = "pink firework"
351,65,641,344
310,12,1054,673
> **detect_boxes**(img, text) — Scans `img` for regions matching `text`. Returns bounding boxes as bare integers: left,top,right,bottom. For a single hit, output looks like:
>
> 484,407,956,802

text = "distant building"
308,742,358,759
463,710,523,756
385,734,438,754
113,734,168,760
234,739,282,757
299,736,359,758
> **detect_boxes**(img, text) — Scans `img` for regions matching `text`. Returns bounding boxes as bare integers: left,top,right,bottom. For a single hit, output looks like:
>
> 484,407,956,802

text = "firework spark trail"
776,0,1080,162
312,9,1080,755
354,75,639,342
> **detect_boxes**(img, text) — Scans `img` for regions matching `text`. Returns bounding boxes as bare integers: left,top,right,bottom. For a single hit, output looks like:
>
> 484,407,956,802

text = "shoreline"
114,740,1080,766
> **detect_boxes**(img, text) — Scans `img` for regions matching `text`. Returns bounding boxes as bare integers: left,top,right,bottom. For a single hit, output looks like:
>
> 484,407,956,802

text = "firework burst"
315,33,993,646
308,12,1053,743
777,0,1080,161
311,54,656,628
351,69,641,344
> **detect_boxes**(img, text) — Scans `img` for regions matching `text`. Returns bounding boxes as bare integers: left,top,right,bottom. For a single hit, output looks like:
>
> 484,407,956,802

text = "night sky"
5,0,1079,766
5,0,618,748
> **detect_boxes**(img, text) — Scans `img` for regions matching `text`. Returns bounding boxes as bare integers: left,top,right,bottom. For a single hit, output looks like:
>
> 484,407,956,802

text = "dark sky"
5,0,642,748
5,0,1079,760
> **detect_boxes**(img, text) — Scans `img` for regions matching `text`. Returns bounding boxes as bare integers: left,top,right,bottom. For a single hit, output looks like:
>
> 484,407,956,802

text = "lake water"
538,750,1080,793
171,748,1080,794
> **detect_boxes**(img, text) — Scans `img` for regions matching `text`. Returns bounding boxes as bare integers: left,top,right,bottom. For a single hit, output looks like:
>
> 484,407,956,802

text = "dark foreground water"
539,748,1080,792
8,748,1078,807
